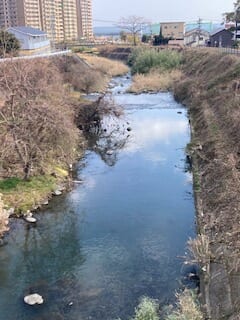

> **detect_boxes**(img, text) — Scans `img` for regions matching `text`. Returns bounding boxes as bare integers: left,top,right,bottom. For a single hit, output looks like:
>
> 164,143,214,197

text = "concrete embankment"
174,49,240,320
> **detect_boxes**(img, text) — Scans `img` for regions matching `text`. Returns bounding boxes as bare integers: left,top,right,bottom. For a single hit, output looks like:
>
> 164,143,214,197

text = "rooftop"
210,28,232,36
8,26,47,36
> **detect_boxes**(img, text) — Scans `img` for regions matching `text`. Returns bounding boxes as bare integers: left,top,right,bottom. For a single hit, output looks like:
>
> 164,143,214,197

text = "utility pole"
197,17,202,46
235,7,240,41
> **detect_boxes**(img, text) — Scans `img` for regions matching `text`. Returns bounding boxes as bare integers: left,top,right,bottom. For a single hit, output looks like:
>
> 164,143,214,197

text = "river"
0,75,195,320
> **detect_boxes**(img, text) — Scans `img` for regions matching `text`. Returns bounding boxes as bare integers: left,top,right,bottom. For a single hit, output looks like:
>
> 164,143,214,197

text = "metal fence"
0,50,71,63
194,46,240,56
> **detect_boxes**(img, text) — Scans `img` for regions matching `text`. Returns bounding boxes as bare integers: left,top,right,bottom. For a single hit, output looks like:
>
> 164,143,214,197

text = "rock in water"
24,216,37,223
24,293,44,305
54,190,62,196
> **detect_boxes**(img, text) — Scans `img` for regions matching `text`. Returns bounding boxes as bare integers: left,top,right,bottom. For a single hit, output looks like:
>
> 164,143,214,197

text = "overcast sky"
92,0,234,26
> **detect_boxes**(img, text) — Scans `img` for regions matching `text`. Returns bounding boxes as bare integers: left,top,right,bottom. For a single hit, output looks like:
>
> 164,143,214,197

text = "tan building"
0,0,93,42
0,0,19,28
76,0,93,38
161,22,185,40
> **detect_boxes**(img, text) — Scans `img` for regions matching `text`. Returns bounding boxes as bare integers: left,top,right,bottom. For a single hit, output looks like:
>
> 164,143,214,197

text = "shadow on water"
0,74,195,320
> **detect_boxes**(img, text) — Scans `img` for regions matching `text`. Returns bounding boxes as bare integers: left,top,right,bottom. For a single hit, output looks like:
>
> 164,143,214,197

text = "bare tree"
0,59,79,179
117,16,150,46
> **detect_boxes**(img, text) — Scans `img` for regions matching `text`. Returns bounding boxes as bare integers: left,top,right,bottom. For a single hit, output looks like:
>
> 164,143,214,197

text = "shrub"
0,30,20,57
132,297,159,320
128,48,182,74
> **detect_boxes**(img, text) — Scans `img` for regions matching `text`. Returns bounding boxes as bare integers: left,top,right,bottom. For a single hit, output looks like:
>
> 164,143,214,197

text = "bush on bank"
128,48,182,74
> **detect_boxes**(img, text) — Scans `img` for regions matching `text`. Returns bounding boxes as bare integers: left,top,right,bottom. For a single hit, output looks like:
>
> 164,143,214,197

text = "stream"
0,75,195,320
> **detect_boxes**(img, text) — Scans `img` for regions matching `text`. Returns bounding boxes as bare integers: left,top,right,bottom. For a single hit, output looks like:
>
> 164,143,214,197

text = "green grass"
0,177,22,191
0,175,57,214
128,48,182,75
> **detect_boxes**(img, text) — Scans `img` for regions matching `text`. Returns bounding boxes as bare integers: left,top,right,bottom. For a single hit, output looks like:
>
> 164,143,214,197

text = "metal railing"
0,50,71,63
194,46,240,56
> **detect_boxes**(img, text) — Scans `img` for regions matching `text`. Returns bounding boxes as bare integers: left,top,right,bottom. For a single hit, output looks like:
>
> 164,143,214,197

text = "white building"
184,28,209,47
8,26,50,50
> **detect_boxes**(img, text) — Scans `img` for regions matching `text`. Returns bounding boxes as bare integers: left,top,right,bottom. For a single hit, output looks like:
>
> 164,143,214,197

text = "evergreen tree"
0,30,20,58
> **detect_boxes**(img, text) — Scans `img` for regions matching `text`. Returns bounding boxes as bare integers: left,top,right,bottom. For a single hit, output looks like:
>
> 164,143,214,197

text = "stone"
106,150,114,155
43,200,49,205
54,190,62,196
73,180,83,184
57,185,65,192
7,207,15,216
24,216,37,223
24,293,44,305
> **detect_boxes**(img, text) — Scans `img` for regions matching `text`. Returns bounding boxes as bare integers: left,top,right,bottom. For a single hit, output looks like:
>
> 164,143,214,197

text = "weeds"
128,290,203,320
165,290,203,320
187,235,211,269
79,54,129,77
131,297,159,320
128,48,182,74
128,69,182,93
193,169,201,192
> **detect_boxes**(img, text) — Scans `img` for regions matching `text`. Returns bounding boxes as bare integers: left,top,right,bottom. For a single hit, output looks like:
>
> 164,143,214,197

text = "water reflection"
87,116,129,167
123,111,188,155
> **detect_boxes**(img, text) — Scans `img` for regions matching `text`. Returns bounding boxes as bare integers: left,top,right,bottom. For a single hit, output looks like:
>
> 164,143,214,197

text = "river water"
0,75,195,320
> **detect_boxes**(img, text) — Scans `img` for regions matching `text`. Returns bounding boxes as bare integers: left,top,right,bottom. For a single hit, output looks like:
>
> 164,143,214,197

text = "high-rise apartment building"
0,0,18,28
0,0,93,42
76,0,93,38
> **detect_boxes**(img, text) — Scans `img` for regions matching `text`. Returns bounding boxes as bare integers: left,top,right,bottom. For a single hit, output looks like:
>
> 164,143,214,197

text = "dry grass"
78,54,129,77
187,235,212,268
166,290,203,320
0,193,9,236
128,69,182,93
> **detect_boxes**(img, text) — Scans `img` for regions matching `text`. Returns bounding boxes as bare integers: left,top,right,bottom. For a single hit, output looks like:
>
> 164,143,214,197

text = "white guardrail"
0,50,71,63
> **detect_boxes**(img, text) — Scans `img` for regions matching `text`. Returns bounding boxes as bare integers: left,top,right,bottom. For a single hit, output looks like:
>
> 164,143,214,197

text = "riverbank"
174,49,240,320
0,53,129,236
